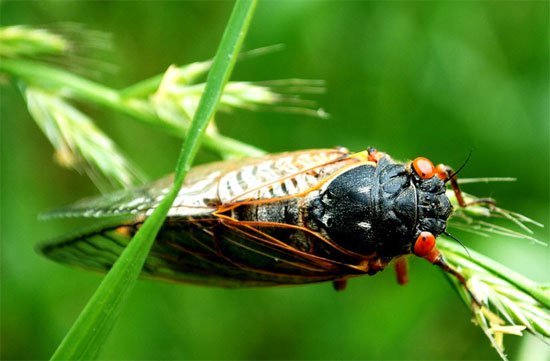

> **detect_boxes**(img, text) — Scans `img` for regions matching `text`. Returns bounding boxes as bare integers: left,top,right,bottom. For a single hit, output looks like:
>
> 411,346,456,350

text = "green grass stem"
439,240,550,308
0,59,264,159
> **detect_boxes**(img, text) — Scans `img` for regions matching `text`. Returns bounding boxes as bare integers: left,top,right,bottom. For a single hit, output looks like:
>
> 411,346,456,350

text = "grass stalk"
49,1,257,359
441,240,549,308
0,58,264,159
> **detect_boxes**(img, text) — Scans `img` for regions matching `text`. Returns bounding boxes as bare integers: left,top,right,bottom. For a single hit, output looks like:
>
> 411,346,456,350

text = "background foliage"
1,2,548,360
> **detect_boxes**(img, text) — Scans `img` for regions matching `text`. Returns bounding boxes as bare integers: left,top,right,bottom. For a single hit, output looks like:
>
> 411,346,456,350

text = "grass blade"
50,1,257,359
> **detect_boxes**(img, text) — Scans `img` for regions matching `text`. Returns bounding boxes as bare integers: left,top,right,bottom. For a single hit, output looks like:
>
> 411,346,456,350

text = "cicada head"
408,157,453,257
316,154,453,260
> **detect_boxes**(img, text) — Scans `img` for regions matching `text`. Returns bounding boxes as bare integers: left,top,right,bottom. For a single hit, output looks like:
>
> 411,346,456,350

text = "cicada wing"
150,218,351,286
42,161,227,219
43,148,353,220
42,176,177,219
39,148,368,285
39,216,357,287
214,148,353,203
38,219,136,272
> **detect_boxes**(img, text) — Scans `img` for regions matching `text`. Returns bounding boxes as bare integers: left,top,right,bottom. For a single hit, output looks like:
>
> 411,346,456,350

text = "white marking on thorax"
321,213,331,227
357,221,371,230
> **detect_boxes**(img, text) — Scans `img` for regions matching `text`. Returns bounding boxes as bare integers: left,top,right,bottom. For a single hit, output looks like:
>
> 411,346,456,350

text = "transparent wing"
43,148,353,219
43,177,176,218
214,148,352,203
39,216,364,287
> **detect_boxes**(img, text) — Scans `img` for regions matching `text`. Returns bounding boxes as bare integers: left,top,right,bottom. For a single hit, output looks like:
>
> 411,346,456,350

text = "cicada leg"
423,247,483,306
394,257,409,285
367,147,386,163
332,279,348,291
332,257,390,291
412,231,482,305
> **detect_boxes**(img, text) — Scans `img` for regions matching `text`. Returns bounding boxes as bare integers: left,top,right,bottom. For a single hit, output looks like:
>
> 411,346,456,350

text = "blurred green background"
1,1,548,360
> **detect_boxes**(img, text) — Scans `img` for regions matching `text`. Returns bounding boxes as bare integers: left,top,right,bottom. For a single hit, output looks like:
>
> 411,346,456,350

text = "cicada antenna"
444,151,472,184
440,152,496,208
443,230,471,259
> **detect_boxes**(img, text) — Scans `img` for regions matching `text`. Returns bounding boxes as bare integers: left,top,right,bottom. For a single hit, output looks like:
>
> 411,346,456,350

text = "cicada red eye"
413,231,436,257
412,157,436,179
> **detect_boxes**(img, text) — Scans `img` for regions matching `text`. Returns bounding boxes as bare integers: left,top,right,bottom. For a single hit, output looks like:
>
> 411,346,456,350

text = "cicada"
40,148,474,290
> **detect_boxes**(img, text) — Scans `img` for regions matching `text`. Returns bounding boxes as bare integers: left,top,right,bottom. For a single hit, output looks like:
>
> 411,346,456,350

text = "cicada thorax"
310,156,453,262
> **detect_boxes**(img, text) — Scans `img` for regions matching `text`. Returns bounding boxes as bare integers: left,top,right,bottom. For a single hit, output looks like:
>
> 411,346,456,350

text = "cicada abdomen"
40,148,463,289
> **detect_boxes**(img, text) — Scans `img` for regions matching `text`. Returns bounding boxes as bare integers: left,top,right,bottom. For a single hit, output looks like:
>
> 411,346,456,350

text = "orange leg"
436,164,495,208
367,147,386,163
394,257,409,285
424,247,482,306
332,279,348,291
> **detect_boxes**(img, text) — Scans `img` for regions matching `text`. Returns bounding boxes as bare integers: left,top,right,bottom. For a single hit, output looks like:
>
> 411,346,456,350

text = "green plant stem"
119,73,166,97
0,59,264,158
119,45,284,98
171,0,257,181
438,239,550,308
120,61,209,98
49,1,257,359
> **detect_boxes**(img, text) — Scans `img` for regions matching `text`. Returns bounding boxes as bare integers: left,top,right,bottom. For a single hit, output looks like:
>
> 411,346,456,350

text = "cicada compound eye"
412,157,436,179
413,231,436,257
